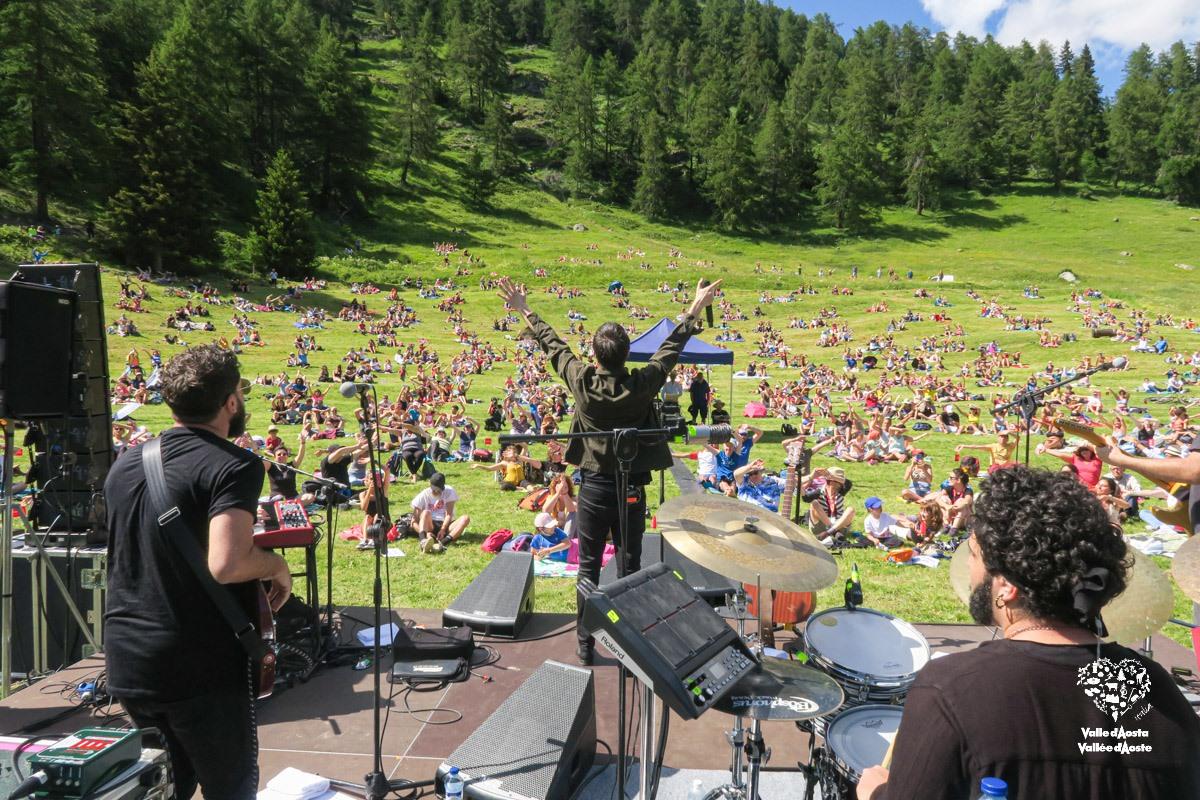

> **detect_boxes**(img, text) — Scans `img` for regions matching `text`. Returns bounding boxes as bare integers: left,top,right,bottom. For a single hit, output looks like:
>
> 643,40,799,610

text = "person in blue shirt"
732,425,763,470
715,439,739,496
530,512,571,561
733,459,784,513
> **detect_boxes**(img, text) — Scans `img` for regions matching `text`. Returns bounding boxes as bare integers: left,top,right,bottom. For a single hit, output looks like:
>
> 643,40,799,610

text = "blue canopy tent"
627,318,735,408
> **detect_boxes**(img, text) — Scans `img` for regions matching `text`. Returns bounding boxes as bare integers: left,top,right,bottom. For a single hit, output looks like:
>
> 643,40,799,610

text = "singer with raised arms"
496,276,723,665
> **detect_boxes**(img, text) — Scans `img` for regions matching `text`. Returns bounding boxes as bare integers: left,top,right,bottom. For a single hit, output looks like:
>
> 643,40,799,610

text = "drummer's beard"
968,580,995,627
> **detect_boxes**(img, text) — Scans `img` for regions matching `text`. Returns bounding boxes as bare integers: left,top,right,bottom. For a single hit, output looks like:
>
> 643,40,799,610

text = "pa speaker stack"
11,264,113,537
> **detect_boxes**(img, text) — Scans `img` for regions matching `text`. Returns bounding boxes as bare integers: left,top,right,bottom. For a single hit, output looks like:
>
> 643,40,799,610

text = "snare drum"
803,607,930,707
819,705,904,798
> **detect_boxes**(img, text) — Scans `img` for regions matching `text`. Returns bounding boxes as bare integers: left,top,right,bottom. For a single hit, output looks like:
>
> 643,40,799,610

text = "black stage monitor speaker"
443,551,534,637
600,533,737,602
436,660,596,800
0,281,75,419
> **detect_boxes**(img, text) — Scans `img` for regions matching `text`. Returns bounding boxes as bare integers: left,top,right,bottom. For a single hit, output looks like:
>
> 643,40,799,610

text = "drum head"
804,608,930,680
826,705,904,777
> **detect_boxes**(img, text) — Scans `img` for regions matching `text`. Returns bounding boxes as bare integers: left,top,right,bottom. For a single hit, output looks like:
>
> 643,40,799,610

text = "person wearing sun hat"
801,466,855,545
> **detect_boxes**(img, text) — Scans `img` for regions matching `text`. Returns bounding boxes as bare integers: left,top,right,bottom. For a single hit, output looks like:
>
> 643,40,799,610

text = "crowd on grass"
98,244,1200,561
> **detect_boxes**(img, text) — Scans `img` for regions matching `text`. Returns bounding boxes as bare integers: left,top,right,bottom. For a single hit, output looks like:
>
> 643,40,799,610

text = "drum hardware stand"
2,422,15,696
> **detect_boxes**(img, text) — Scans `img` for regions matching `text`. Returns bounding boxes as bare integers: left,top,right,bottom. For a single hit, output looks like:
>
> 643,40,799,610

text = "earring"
994,596,1006,609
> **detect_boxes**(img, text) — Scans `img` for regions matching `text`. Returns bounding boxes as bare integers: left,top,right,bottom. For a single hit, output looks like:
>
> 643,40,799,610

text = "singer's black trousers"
574,469,646,647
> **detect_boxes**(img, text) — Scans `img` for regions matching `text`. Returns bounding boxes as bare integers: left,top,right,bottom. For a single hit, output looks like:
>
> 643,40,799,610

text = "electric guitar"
1054,417,1191,531
255,583,277,699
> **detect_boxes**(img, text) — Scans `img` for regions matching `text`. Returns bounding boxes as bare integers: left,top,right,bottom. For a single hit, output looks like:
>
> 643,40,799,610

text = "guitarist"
104,345,292,799
1095,434,1200,535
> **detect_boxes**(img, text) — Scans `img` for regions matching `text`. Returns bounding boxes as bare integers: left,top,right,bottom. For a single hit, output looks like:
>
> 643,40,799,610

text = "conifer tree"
1110,45,1164,187
251,149,316,277
305,22,372,210
394,13,442,185
633,111,671,219
704,112,754,228
0,0,106,220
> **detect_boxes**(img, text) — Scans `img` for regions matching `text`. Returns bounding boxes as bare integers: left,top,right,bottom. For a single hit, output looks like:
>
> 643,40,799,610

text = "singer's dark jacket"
525,311,701,478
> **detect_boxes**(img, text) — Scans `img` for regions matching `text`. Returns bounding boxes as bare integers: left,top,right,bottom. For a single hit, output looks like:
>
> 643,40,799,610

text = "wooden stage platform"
1,608,1196,796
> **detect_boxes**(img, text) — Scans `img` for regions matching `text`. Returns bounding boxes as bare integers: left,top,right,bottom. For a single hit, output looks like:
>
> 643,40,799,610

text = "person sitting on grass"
862,496,907,549
530,512,571,561
956,431,1018,473
900,450,934,503
357,469,389,551
733,458,785,513
410,472,470,554
471,445,530,490
671,441,720,492
801,466,855,544
539,473,577,530
927,467,973,536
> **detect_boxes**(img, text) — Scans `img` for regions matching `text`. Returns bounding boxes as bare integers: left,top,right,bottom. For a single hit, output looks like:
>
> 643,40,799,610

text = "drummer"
857,466,1200,799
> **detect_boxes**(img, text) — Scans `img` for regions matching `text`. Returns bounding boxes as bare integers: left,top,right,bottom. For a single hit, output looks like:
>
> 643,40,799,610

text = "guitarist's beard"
228,395,248,439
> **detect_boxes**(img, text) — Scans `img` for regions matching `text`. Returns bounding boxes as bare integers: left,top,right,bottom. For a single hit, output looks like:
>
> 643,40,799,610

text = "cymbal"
948,539,1172,645
712,657,844,721
1104,549,1174,646
658,494,838,593
1173,535,1200,605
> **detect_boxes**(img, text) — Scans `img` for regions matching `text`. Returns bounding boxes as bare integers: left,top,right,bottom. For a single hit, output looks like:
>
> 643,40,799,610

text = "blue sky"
780,1,1200,97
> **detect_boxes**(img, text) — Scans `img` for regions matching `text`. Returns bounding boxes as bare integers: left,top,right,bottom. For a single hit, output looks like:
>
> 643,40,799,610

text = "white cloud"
921,0,1200,52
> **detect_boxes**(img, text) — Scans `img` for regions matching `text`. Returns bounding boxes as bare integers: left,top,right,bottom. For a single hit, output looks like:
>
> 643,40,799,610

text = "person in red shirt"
1041,441,1102,489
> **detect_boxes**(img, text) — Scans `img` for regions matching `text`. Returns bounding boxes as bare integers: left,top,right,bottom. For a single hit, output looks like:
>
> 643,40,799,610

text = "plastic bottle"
444,766,464,800
977,777,1008,799
686,778,706,800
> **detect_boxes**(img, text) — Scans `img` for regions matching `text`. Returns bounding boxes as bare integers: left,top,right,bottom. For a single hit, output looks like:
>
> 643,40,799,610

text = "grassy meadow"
5,180,1194,648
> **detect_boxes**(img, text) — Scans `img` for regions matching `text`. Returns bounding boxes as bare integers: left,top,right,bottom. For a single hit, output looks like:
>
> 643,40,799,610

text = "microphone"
339,381,370,399
1091,328,1117,338
844,563,863,610
1100,356,1129,371
699,279,714,329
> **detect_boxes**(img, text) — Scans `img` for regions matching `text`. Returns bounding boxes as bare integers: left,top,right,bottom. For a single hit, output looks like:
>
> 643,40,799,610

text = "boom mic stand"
993,357,1125,465
328,384,408,800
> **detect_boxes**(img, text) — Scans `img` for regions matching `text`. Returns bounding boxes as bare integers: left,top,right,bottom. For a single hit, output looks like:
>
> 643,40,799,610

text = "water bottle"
686,778,706,800
976,777,1008,799
444,766,464,800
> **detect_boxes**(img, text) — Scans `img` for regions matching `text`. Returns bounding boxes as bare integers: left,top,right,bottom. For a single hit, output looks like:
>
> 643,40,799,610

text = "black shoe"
576,642,594,666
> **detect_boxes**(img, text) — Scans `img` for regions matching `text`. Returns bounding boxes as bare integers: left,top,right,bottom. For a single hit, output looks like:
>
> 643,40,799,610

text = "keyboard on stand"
254,500,316,548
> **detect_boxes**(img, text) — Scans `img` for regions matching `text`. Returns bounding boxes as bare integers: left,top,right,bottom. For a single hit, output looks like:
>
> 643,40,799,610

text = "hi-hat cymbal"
658,494,838,593
949,539,971,605
712,657,844,721
948,538,1172,645
1173,536,1200,605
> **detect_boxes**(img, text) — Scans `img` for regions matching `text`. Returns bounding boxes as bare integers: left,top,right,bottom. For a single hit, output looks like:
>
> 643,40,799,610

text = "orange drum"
742,585,816,625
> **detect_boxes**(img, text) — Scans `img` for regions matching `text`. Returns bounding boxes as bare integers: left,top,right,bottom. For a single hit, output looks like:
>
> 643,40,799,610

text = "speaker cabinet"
443,551,534,638
436,660,596,800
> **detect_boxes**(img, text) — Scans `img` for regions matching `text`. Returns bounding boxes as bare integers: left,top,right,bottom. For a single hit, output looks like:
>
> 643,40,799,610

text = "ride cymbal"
1173,535,1200,605
712,657,845,721
658,494,838,593
949,538,1171,645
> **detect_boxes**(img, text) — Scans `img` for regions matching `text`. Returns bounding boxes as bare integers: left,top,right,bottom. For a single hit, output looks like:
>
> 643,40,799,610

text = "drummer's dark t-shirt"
104,427,264,701
877,639,1200,800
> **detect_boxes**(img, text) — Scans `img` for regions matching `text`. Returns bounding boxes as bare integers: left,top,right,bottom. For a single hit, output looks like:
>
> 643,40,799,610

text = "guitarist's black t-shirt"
104,427,264,701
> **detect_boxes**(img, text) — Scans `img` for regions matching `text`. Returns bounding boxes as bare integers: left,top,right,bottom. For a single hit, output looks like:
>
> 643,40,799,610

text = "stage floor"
2,608,1196,796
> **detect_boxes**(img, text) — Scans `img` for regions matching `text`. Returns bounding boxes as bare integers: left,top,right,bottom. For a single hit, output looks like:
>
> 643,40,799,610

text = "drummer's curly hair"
972,466,1129,627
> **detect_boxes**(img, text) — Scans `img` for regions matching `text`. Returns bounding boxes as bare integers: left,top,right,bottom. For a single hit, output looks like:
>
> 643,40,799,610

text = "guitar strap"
141,437,267,661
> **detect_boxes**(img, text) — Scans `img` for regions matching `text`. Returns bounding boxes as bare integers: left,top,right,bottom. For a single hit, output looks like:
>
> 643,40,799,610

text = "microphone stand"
332,385,406,800
500,426,676,800
993,360,1118,466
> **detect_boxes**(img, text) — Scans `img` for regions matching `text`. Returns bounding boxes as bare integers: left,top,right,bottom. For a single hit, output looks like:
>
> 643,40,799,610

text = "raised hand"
497,277,530,314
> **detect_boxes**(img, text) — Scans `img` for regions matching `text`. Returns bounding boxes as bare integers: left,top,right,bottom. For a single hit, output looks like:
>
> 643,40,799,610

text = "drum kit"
657,493,1184,800
657,495,926,800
